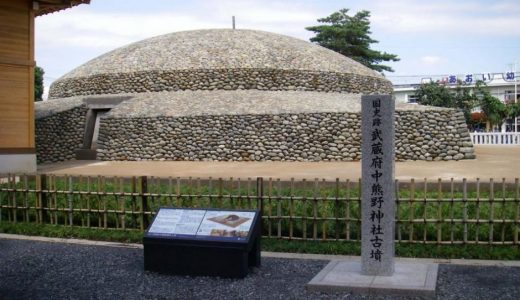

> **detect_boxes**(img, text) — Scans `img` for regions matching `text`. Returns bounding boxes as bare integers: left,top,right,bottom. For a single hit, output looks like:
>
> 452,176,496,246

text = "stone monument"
361,95,395,276
307,95,438,297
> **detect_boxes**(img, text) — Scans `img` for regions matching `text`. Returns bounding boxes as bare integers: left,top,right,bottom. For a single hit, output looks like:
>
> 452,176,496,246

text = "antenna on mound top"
232,16,236,29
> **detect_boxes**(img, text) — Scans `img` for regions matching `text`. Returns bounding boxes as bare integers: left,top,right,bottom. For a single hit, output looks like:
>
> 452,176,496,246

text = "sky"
35,0,520,96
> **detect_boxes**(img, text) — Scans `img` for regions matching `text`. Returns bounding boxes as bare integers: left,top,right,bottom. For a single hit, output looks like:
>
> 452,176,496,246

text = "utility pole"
232,16,235,29
515,60,518,132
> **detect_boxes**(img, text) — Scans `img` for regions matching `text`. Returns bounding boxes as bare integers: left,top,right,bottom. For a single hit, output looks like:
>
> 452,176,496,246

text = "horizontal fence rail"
470,132,520,145
0,174,519,245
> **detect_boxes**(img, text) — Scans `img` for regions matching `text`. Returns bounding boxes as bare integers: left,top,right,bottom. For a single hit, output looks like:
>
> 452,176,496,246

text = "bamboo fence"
0,174,518,245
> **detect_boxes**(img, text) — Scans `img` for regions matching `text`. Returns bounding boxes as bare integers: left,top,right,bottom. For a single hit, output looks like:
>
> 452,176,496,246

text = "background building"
393,72,519,132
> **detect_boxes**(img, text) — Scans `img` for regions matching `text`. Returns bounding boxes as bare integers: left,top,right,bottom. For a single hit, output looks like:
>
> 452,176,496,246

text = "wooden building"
0,0,89,174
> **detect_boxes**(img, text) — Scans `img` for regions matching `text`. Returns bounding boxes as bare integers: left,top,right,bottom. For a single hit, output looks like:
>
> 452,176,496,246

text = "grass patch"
1,222,517,260
2,175,518,243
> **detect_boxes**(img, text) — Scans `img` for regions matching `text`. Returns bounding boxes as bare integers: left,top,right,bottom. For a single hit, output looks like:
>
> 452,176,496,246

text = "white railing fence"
470,132,520,145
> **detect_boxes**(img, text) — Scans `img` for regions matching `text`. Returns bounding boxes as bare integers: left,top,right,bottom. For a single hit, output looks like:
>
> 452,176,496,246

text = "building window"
505,90,519,104
408,95,418,104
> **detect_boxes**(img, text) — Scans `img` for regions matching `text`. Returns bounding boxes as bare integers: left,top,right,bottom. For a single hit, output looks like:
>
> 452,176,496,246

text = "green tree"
415,81,455,107
415,80,477,124
306,8,399,73
452,82,481,124
506,102,520,120
34,65,44,101
415,80,507,131
473,81,507,131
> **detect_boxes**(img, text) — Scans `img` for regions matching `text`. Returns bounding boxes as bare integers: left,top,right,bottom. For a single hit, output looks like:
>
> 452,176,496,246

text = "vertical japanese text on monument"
361,95,394,275
369,98,385,262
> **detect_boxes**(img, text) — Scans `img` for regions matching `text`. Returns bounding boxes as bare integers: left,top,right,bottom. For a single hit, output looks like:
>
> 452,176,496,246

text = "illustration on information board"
208,214,251,228
198,211,255,239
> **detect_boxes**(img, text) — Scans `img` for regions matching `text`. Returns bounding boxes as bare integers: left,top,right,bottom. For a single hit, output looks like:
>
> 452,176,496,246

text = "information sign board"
143,207,261,278
146,208,256,242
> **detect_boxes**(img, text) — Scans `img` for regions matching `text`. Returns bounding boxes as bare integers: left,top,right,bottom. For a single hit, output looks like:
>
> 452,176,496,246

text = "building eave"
34,0,90,17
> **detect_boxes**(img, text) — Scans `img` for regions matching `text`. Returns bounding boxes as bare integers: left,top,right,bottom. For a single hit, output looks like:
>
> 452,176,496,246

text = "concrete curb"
262,251,520,267
1,233,519,267
0,233,143,249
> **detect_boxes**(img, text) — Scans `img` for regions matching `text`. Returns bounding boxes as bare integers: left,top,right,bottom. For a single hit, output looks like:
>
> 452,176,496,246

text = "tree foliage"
506,102,520,119
414,81,456,107
472,82,507,130
306,8,399,73
415,80,514,131
34,66,44,102
415,81,477,125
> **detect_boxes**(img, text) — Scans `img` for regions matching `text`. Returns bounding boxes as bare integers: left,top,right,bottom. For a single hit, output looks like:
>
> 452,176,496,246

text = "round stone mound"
49,29,392,98
37,28,475,164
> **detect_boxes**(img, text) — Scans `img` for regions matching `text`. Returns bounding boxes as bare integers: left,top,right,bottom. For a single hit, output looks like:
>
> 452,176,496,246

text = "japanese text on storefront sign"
445,72,515,85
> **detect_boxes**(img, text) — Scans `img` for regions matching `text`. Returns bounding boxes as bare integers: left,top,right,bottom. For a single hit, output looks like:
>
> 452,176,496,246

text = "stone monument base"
307,260,438,298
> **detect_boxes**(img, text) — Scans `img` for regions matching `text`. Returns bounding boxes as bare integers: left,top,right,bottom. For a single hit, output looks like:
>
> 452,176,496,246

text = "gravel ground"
0,239,519,300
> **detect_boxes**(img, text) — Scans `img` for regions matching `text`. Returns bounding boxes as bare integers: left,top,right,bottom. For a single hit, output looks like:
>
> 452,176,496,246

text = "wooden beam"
0,148,36,154
0,58,36,67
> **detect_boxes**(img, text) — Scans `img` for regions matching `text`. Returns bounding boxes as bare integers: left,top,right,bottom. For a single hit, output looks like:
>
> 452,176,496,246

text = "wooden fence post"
23,174,29,222
515,178,519,245
267,177,272,238
131,176,137,228
409,178,415,242
276,178,282,238
335,178,340,240
10,174,17,223
218,178,223,208
489,178,495,244
68,175,73,226
141,176,149,230
256,177,263,235
462,178,468,244
436,178,442,244
312,178,318,240
39,174,48,224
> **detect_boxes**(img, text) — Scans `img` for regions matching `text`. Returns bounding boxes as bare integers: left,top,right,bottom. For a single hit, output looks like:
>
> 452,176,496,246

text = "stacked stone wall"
35,106,87,163
49,69,392,99
95,110,474,162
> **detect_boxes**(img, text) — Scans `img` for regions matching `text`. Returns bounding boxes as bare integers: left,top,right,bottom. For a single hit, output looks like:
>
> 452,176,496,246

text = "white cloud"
370,0,520,36
35,1,327,81
420,56,442,65
35,1,326,51
36,12,221,50
34,0,520,84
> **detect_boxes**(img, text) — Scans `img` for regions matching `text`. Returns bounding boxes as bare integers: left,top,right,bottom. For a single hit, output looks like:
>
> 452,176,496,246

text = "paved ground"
38,146,520,181
0,236,519,300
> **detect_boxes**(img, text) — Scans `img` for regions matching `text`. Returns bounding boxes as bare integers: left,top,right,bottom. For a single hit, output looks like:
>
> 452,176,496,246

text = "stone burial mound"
35,29,474,163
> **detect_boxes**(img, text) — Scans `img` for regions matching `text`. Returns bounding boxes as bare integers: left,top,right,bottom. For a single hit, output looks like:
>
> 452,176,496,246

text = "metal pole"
232,16,235,29
515,60,518,132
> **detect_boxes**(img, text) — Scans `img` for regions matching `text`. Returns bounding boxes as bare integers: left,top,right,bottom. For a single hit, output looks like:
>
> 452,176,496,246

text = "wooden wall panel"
0,1,30,62
0,0,34,149
0,64,31,148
